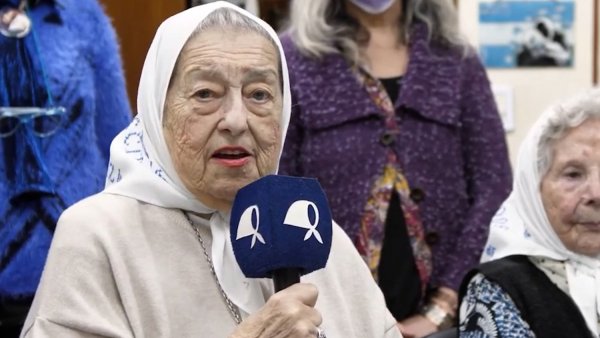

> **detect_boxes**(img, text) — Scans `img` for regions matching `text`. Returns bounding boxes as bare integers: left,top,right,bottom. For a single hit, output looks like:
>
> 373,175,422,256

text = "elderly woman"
19,2,401,338
459,89,600,338
279,0,512,337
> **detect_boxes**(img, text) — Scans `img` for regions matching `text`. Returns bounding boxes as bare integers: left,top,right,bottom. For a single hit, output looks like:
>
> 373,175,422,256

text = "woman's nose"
218,91,248,136
585,173,600,206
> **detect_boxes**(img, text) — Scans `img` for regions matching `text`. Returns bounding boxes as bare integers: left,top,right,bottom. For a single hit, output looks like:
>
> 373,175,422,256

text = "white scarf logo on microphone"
236,200,323,248
284,200,323,244
236,205,265,248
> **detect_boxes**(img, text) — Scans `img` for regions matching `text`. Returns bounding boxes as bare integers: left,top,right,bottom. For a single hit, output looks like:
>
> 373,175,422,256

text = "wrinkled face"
163,27,282,212
541,118,600,256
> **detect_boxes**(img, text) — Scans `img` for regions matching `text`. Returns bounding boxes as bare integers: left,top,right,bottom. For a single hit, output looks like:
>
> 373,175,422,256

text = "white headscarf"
104,1,291,316
482,93,600,336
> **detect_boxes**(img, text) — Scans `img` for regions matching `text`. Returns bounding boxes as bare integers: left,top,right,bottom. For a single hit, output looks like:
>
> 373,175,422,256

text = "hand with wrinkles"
230,283,323,338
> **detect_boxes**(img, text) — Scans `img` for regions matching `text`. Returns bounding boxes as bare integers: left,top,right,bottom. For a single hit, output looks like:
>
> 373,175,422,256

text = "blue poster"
478,0,574,68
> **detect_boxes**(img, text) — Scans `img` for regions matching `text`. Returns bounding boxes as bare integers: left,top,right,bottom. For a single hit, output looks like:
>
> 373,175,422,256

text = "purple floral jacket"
278,24,512,290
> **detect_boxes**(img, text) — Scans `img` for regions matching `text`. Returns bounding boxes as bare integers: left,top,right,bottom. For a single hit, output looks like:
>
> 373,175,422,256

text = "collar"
398,22,464,126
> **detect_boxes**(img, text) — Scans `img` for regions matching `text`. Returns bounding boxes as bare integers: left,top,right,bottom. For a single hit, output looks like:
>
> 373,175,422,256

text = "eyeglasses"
0,106,67,138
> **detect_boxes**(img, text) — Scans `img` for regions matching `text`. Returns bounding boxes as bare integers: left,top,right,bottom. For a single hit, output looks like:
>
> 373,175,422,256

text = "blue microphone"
230,175,333,291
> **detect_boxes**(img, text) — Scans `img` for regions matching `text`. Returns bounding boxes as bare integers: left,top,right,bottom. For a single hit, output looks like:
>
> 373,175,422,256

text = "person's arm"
459,273,535,338
87,0,133,163
438,53,512,292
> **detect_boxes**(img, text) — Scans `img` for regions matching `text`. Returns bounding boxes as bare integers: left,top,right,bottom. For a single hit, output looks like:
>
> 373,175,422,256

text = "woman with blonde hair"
280,1,512,336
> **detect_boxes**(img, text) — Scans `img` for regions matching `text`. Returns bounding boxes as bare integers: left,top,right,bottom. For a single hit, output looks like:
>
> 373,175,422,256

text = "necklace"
184,212,242,325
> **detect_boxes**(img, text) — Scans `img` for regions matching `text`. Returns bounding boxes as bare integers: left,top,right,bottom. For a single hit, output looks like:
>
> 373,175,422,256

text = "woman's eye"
250,90,271,102
564,170,582,179
194,89,213,100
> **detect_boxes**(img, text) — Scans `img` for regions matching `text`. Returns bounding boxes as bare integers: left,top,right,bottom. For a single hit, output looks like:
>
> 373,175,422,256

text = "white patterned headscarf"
482,91,600,336
103,1,291,316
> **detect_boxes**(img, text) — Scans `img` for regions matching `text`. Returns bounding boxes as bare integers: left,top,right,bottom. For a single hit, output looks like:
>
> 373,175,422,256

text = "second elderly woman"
460,88,600,338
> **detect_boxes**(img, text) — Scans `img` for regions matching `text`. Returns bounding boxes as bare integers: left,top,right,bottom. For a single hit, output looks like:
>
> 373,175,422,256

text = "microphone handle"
273,268,301,292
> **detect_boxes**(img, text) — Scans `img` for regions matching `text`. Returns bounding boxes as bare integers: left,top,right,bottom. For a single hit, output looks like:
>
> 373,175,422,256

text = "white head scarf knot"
103,1,291,317
482,92,600,336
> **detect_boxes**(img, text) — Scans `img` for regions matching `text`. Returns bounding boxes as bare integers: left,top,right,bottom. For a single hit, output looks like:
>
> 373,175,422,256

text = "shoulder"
59,192,142,225
460,256,535,294
55,193,175,251
417,36,485,78
278,31,335,76
477,255,534,277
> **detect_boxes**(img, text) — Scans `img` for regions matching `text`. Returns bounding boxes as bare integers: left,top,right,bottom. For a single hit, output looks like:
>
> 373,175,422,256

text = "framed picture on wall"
477,0,575,68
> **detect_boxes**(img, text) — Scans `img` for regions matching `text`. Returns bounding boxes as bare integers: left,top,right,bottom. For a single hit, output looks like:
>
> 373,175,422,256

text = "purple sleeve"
439,54,512,290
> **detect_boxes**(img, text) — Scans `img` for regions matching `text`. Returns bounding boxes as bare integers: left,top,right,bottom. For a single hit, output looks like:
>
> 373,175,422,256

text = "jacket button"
425,231,439,246
410,187,425,203
379,131,395,146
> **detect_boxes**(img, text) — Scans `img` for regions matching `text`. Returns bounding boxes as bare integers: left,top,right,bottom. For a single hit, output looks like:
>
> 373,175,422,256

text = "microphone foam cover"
230,175,333,279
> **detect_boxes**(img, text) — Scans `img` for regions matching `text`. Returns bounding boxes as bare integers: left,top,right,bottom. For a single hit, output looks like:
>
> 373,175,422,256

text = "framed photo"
478,0,575,68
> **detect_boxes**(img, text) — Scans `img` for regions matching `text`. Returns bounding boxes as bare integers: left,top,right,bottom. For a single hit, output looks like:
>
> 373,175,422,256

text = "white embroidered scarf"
103,1,291,317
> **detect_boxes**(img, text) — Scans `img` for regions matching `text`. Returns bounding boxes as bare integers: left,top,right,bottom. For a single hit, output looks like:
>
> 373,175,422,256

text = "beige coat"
21,193,401,338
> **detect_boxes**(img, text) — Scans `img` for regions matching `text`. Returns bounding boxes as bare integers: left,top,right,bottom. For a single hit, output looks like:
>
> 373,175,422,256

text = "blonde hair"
285,0,469,64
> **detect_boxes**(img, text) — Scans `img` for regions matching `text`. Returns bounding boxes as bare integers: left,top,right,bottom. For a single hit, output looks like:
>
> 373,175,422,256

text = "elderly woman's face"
541,118,600,256
163,27,282,211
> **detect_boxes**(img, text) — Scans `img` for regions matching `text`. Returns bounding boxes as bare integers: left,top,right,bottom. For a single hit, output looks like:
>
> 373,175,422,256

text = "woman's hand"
230,283,322,338
433,286,458,317
398,285,458,338
397,315,438,338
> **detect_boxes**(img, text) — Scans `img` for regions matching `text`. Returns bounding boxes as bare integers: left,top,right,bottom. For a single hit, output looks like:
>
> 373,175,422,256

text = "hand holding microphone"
229,175,332,338
231,283,322,338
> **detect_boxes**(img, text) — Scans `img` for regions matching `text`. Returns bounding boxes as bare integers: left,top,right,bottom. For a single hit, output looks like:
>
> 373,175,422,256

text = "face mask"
348,0,397,14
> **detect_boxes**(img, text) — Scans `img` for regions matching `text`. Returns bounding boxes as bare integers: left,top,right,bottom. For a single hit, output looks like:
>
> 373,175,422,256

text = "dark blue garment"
0,0,132,311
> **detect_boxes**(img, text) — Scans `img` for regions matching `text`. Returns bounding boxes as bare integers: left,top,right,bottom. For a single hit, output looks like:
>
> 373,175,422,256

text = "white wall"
458,0,595,166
